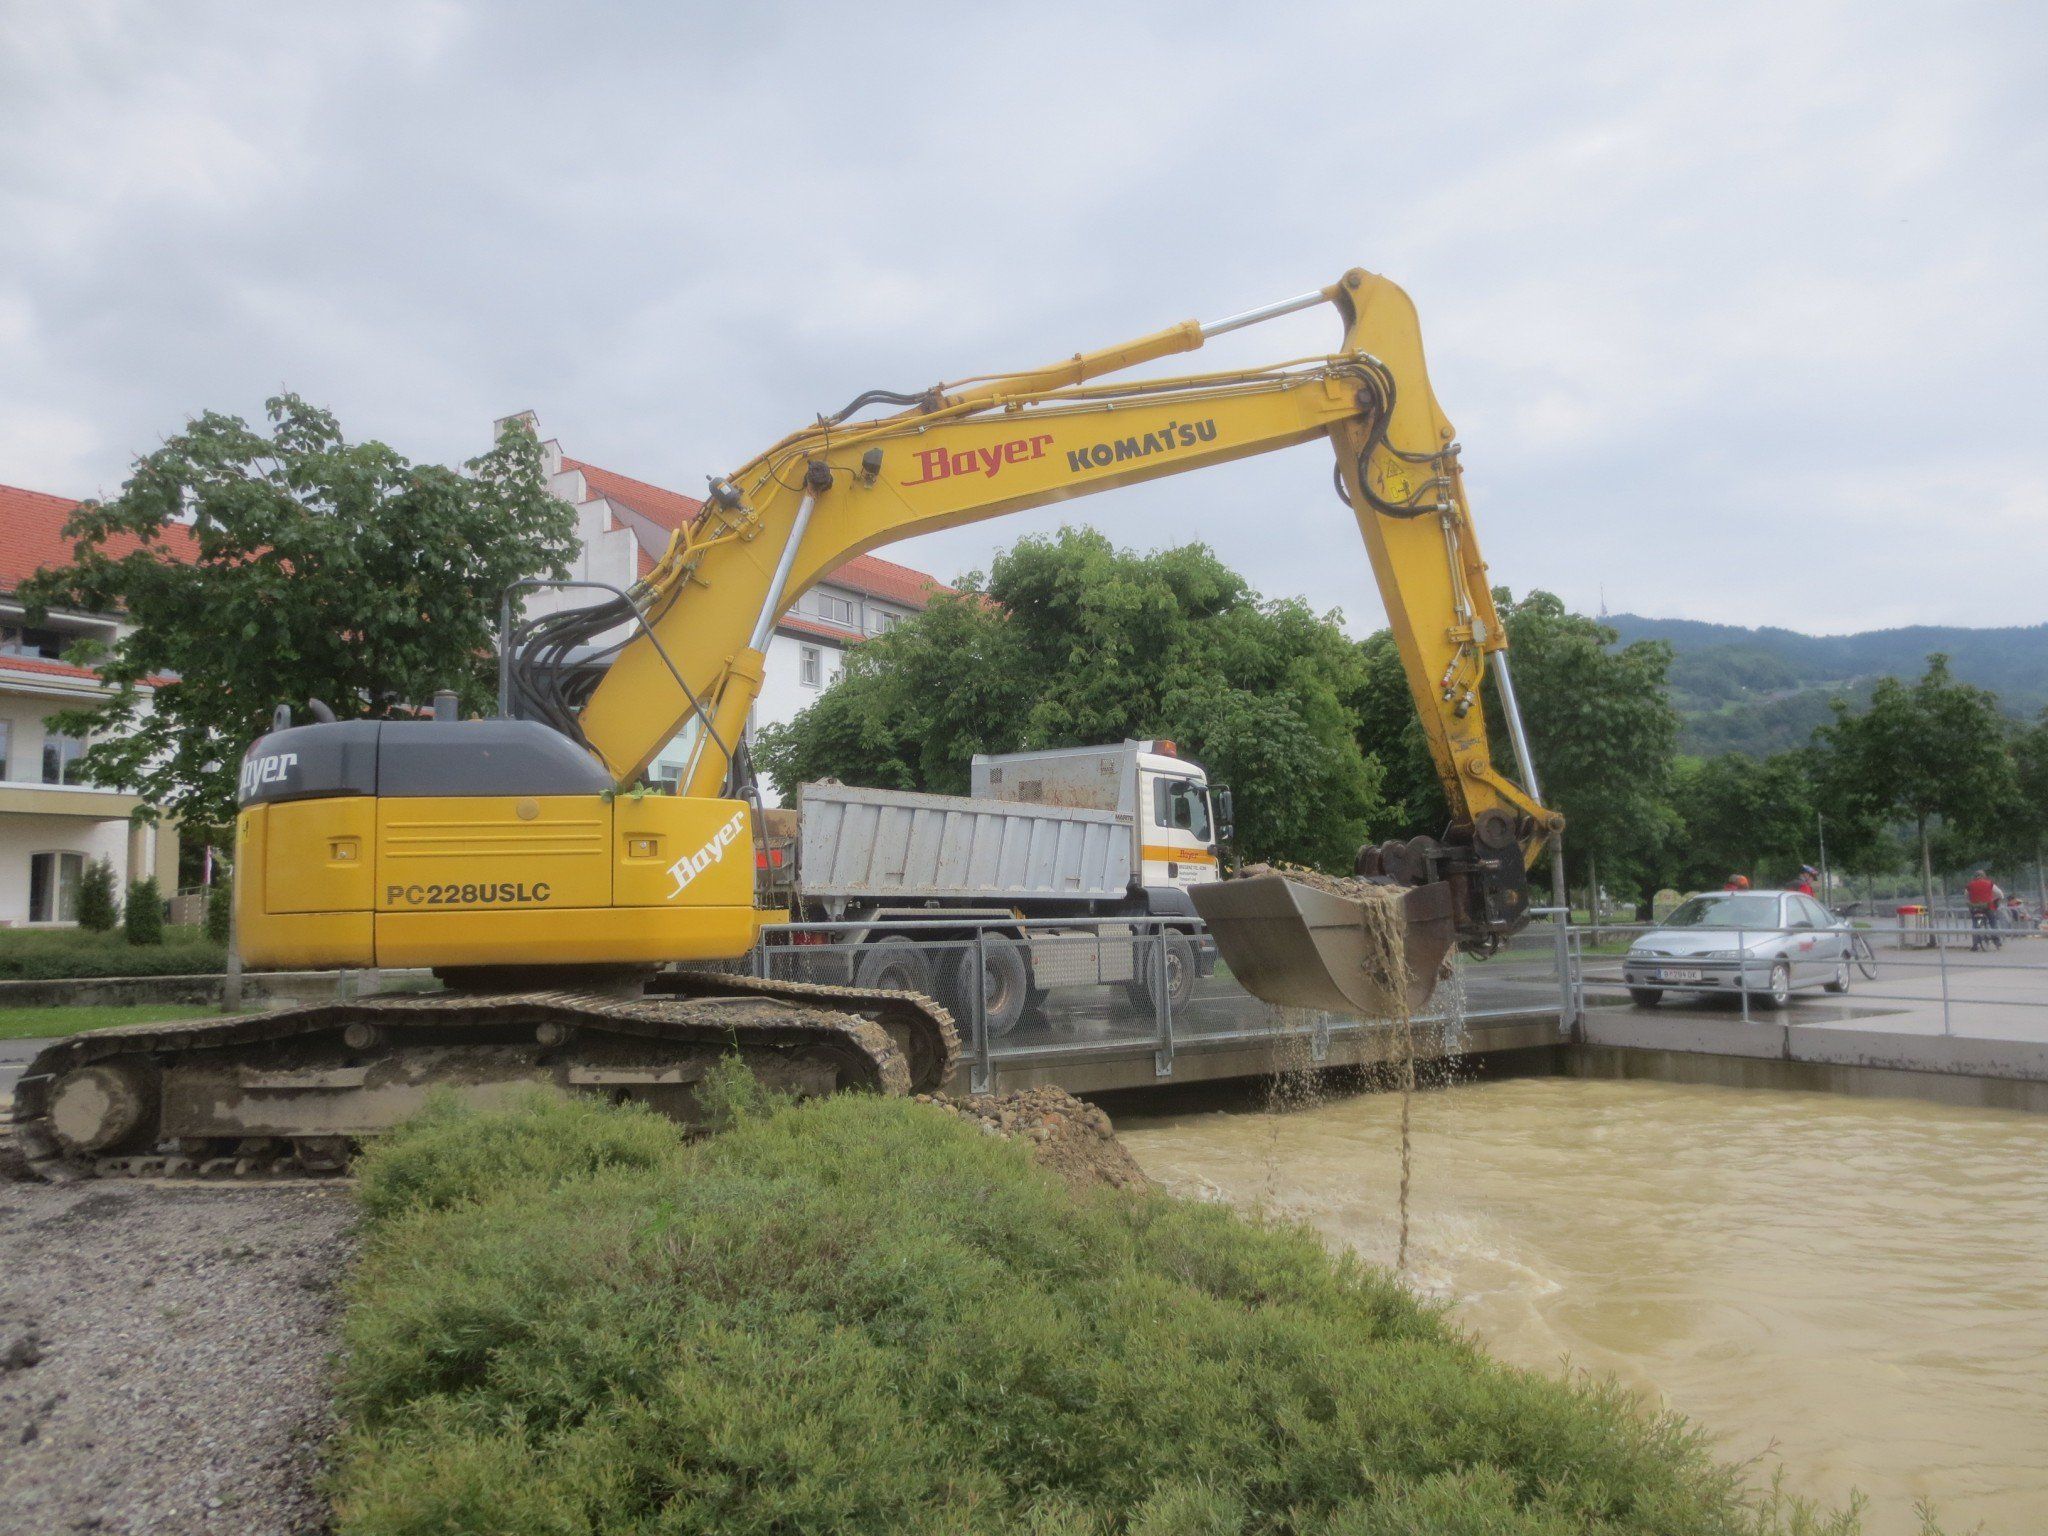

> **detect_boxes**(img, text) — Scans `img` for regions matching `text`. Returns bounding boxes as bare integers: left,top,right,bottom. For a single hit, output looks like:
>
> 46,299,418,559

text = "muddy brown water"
1118,1075,2048,1535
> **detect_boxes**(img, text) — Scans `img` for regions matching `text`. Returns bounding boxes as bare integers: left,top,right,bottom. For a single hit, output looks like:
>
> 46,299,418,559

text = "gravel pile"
917,1087,1149,1193
0,1175,354,1535
1239,861,1394,900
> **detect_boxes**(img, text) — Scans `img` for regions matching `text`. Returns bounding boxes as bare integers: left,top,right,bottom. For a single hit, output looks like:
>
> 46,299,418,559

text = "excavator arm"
538,267,1558,959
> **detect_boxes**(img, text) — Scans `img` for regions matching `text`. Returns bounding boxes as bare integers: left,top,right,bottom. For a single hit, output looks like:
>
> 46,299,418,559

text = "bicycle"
1848,929,1878,981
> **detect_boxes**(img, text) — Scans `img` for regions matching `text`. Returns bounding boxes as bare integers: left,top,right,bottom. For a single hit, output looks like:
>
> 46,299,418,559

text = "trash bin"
1895,904,1932,949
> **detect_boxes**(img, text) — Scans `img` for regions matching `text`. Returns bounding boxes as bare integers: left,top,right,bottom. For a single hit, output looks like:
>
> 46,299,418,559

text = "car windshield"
1663,894,1782,929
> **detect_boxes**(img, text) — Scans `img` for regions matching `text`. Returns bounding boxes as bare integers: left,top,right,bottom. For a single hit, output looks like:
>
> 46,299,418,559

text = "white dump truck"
763,741,1231,1035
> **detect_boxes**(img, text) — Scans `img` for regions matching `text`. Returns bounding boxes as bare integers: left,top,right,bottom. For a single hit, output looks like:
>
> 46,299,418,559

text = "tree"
205,880,234,945
1665,750,1818,892
124,876,165,946
77,857,119,932
755,530,1388,869
1351,589,1681,913
19,396,577,829
1814,655,2018,912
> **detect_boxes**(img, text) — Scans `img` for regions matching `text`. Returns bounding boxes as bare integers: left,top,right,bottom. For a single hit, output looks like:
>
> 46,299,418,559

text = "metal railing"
1568,913,2048,1038
745,911,1576,1092
732,900,2044,1091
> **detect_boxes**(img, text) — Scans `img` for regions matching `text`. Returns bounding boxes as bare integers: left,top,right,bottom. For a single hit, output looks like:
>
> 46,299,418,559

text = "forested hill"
1603,614,2048,756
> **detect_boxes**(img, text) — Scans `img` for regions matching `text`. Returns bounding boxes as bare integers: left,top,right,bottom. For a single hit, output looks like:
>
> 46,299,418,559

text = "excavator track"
10,980,955,1183
650,968,960,1096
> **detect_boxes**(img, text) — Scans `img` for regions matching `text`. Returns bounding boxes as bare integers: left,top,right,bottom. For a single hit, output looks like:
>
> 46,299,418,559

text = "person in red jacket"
1966,870,2002,950
1794,865,1818,897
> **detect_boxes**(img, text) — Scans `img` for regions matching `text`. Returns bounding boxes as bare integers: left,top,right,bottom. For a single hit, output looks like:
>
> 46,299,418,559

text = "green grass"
0,1003,233,1041
333,1084,1863,1536
0,924,226,980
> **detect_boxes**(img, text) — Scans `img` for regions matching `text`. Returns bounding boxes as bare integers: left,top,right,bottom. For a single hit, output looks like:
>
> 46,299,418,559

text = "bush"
354,1089,683,1224
334,1093,1861,1536
0,926,225,980
123,876,165,946
76,857,119,932
204,880,232,945
0,924,224,980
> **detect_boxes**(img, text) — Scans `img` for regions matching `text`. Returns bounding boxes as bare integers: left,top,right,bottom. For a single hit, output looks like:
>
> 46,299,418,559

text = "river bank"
326,1081,1861,1534
1120,1074,2048,1536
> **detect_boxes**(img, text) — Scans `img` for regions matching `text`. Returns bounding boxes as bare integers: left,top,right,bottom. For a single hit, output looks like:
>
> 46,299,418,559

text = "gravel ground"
0,1174,354,1535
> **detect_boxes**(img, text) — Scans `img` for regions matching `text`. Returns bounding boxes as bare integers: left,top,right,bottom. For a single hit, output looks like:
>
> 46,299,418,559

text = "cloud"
1,0,2043,637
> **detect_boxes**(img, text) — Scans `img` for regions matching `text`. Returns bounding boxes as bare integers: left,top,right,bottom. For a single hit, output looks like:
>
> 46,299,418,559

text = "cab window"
1151,777,1212,841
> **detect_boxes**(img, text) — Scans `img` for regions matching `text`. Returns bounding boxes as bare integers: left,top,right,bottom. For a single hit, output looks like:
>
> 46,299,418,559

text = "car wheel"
1763,959,1793,1010
1823,957,1851,994
1627,987,1662,1008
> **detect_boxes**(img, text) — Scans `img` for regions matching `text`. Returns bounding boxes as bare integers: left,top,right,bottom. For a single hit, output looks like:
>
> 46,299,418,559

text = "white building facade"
0,484,181,925
503,415,948,803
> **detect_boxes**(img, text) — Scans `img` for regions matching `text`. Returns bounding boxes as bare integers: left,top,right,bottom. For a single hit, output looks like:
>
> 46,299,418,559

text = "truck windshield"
1152,777,1212,841
1663,894,1782,929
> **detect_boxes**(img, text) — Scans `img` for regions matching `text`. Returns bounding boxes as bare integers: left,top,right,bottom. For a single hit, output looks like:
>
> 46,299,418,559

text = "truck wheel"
944,936,1030,1039
1126,933,1197,1015
854,940,934,999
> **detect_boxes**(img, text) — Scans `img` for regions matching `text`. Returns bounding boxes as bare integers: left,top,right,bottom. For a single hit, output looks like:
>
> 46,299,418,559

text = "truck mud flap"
1190,875,1453,1018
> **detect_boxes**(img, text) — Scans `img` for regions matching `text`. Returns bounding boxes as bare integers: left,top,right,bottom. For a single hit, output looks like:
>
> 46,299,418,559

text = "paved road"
1579,938,2048,1041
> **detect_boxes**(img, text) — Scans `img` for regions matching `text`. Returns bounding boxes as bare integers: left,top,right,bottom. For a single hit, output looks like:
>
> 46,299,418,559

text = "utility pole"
1816,811,1830,906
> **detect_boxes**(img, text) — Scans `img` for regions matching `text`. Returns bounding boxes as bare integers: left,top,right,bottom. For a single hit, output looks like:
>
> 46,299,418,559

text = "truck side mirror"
1215,786,1235,841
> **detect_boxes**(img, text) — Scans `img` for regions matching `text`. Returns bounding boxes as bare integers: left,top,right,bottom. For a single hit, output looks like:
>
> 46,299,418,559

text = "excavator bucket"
1190,874,1456,1018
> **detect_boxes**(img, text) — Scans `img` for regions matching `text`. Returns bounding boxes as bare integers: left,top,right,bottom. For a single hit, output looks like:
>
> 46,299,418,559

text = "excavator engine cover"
1191,874,1454,1018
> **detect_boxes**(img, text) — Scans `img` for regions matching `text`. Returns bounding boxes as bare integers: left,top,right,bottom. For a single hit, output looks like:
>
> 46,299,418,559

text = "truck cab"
970,739,1229,912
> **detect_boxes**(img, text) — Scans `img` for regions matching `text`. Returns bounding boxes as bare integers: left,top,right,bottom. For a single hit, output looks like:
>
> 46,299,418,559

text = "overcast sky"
4,0,2044,636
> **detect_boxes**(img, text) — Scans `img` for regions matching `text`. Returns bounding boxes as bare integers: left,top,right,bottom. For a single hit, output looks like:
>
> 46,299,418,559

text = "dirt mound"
916,1087,1149,1194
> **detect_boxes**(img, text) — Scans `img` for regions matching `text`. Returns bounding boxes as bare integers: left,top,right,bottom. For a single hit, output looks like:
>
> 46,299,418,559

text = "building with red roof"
0,482,186,924
501,413,952,801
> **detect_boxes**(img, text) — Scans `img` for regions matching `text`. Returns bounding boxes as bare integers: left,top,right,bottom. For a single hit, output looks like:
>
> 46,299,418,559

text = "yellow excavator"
16,266,1559,1178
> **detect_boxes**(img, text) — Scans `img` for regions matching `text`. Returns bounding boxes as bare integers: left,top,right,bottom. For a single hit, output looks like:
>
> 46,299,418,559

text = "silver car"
1622,890,1853,1009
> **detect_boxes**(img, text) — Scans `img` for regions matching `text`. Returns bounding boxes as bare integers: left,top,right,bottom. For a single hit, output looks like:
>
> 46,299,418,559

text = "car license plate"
1658,967,1704,983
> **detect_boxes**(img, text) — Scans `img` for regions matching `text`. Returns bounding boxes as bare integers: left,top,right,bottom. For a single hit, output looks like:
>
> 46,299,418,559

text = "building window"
650,762,683,791
28,851,85,923
42,732,86,785
813,592,856,627
867,610,901,635
0,719,10,779
799,646,823,688
0,623,70,661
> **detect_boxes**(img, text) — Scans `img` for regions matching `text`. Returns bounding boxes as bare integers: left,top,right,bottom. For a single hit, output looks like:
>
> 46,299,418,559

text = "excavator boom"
549,267,1557,956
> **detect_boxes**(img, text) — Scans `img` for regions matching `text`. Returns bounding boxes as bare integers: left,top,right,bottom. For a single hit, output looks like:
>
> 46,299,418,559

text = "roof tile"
0,482,199,593
557,458,950,609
